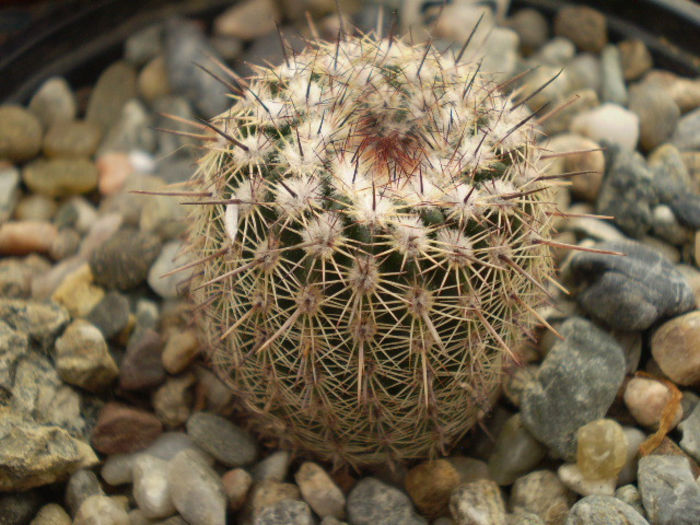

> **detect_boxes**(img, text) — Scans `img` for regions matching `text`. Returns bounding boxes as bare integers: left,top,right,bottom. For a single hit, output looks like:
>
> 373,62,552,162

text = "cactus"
183,31,559,467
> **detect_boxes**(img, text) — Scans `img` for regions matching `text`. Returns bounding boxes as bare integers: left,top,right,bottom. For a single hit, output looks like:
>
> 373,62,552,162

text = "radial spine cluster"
186,32,558,466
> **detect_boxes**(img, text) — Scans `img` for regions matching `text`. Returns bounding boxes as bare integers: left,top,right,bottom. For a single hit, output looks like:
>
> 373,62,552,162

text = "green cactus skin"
184,33,558,467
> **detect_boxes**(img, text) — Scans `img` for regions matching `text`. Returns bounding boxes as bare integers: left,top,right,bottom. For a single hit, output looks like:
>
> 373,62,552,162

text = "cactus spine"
185,32,557,466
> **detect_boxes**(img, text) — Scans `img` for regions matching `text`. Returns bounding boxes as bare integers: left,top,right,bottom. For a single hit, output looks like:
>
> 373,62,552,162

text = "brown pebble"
119,328,166,390
0,221,58,255
91,402,162,454
651,311,700,386
222,468,253,511
97,152,133,196
162,328,200,374
554,6,607,53
152,373,195,427
618,39,653,81
405,459,460,518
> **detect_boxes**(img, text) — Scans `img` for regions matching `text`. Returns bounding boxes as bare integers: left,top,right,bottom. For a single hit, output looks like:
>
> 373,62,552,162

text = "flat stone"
629,84,680,151
119,328,165,391
569,241,696,330
91,402,162,454
85,62,137,132
213,0,280,40
637,455,700,525
619,39,653,81
553,6,607,52
671,106,700,151
557,464,615,497
85,291,130,340
73,495,129,525
600,45,627,106
295,462,345,519
132,454,176,519
510,470,572,525
29,77,77,129
43,120,102,158
521,317,626,460
0,415,98,491
138,55,171,102
0,105,42,162
186,412,257,467
89,229,161,290
651,311,700,386
168,449,227,525
565,495,649,524
449,479,507,525
405,459,460,518
98,99,156,155
65,468,104,516
251,450,291,482
488,413,547,486
254,500,314,525
22,158,98,197
570,104,639,151
0,221,58,256
346,477,427,525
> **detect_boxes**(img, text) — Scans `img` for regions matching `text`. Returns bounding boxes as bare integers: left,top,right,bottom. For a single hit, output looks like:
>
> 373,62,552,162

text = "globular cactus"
183,30,559,467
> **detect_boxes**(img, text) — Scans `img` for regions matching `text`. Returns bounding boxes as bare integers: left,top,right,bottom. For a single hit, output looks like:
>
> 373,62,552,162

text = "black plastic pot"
0,0,699,104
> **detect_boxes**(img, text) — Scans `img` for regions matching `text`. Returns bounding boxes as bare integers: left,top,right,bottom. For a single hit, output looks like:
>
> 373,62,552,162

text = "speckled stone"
73,495,129,525
91,402,162,454
186,412,257,467
450,479,507,525
346,477,426,525
405,459,460,518
510,470,572,525
294,462,346,519
565,495,649,524
254,499,314,525
637,455,700,525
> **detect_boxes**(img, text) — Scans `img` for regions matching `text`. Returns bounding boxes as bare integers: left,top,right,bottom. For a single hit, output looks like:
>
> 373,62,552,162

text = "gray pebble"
615,485,647,519
124,23,163,66
65,469,104,517
254,499,314,525
617,427,647,485
28,77,77,129
600,45,627,106
0,491,43,525
535,37,575,67
85,291,130,339
186,412,257,467
252,450,291,482
85,61,137,132
0,105,43,162
167,449,226,525
629,84,680,151
509,470,572,525
521,317,626,460
152,97,196,158
565,495,649,524
119,328,165,391
163,18,229,118
637,455,700,525
0,166,20,223
671,106,700,151
569,240,695,330
566,53,601,93
89,229,161,290
147,241,191,299
488,413,546,486
678,401,700,462
346,477,427,525
449,479,507,525
132,454,175,519
98,99,156,155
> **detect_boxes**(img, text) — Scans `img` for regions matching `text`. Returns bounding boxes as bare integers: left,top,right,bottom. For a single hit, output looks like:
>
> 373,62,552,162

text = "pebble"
623,377,683,428
51,263,104,317
628,84,680,151
502,365,538,407
96,151,133,196
98,99,156,155
50,228,81,261
251,450,291,482
139,191,187,239
0,105,43,162
132,454,175,519
618,39,653,81
569,241,696,330
346,477,427,525
535,37,575,67
521,317,626,460
138,55,171,102
542,88,599,136
161,328,200,374
678,402,700,461
168,449,227,525
506,8,548,55
22,158,98,197
119,328,165,390
0,166,20,222
295,462,346,519
564,495,649,524
222,468,253,511
507,511,545,525
85,61,138,132
0,298,69,347
124,23,162,66
152,97,196,158
91,402,163,454
54,196,98,234
254,500,314,525
163,17,229,118
651,310,700,385
637,455,700,525
0,414,98,491
0,221,58,256
152,373,195,427
28,77,77,129
557,463,615,497
488,413,546,486
43,120,102,158
615,484,647,519
14,193,57,222
73,495,129,525
651,205,691,246
66,469,104,516
520,65,572,111
89,228,161,290
30,503,72,525
449,479,507,525
570,104,639,151
214,0,280,40
600,45,627,106
671,106,700,151
85,290,130,339
404,459,460,518
553,6,607,53
0,256,44,298
542,134,604,202
509,470,572,525
55,319,119,393
480,27,519,80
148,240,191,298
186,411,257,467
247,480,302,518
576,419,628,480
566,54,601,92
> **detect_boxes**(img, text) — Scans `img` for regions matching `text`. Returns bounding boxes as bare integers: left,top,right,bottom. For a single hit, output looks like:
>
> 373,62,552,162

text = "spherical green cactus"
184,32,558,467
